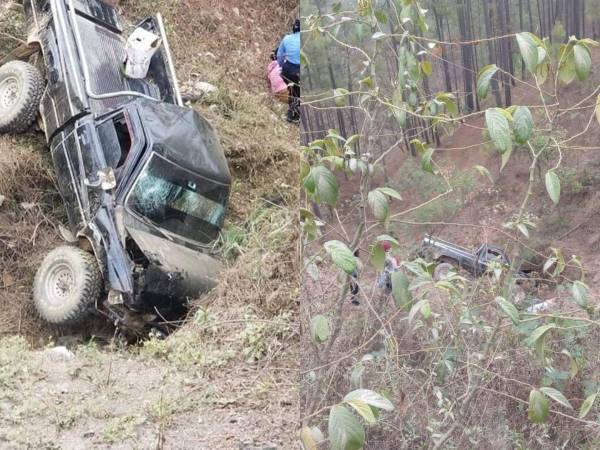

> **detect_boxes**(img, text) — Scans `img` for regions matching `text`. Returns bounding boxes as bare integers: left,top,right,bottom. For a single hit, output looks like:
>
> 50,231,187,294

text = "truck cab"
0,0,231,332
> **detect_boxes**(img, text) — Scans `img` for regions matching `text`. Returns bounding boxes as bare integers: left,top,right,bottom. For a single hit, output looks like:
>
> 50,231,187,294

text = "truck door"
50,120,107,232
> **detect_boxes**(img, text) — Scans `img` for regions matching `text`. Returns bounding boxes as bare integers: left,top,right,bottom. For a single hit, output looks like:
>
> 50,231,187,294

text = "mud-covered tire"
33,246,103,325
0,61,44,134
434,262,455,281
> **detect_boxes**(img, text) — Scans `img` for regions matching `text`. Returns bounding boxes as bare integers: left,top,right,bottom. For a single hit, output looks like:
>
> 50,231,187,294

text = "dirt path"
0,338,296,449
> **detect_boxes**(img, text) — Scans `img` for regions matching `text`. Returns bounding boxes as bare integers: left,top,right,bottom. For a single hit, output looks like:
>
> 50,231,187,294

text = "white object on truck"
124,27,162,79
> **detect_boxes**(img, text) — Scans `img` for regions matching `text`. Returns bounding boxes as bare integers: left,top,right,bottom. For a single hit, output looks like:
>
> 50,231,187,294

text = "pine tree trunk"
537,0,544,36
458,0,476,112
483,0,503,105
446,15,461,102
527,0,534,31
315,3,347,137
519,0,526,79
504,0,516,86
305,66,325,142
497,0,511,106
433,6,453,93
579,0,585,38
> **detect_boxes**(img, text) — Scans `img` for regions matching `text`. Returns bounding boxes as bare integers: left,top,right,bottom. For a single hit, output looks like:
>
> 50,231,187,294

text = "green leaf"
473,165,494,183
573,44,591,81
392,270,411,307
571,280,588,308
345,134,361,149
545,171,561,204
376,187,402,200
500,146,513,171
370,243,385,271
558,48,576,85
528,389,550,423
345,399,377,424
486,108,512,153
421,60,432,77
350,363,364,388
421,147,436,174
530,323,557,343
579,392,597,418
307,165,339,205
436,92,458,117
529,323,557,359
408,299,429,323
334,88,349,107
375,234,399,246
516,32,539,74
517,223,530,238
360,76,374,89
578,38,600,47
300,426,324,450
496,296,520,325
391,100,408,128
374,9,388,24
343,389,395,411
540,387,573,410
368,190,389,221
549,247,566,277
324,240,356,274
561,349,579,378
513,106,533,144
422,301,431,319
328,405,365,450
310,315,330,344
477,64,499,100
536,61,549,84
315,167,339,203
537,46,547,65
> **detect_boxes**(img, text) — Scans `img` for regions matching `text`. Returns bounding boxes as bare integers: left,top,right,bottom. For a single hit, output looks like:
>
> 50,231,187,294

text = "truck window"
97,114,132,170
126,152,228,245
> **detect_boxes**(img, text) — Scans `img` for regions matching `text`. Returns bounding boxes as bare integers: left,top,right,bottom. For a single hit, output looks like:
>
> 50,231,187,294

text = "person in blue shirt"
277,19,301,124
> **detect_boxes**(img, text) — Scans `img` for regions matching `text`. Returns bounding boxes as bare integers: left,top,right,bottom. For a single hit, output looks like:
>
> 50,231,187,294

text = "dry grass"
0,134,62,340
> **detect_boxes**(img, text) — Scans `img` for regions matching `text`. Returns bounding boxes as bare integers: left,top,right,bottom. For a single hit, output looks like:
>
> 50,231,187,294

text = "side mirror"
85,167,117,191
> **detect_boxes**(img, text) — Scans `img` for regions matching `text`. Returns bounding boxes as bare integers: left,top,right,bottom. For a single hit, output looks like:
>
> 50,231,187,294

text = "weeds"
102,415,141,444
240,311,294,363
0,336,30,391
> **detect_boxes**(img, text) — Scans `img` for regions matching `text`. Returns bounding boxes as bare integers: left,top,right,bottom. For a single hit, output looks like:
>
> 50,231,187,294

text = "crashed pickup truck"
0,0,230,332
420,235,530,280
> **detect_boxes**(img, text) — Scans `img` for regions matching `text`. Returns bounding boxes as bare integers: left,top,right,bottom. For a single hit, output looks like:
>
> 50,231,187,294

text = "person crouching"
277,19,301,124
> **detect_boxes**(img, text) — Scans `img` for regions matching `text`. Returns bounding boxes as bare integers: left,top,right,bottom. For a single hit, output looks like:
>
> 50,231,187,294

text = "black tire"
33,246,103,325
0,61,44,134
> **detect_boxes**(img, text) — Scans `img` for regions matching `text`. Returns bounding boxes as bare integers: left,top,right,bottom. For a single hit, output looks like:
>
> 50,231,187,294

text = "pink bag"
267,61,288,102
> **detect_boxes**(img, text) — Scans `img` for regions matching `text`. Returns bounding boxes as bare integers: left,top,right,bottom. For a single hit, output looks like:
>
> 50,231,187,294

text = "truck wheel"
33,246,103,325
0,61,44,134
434,262,454,281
